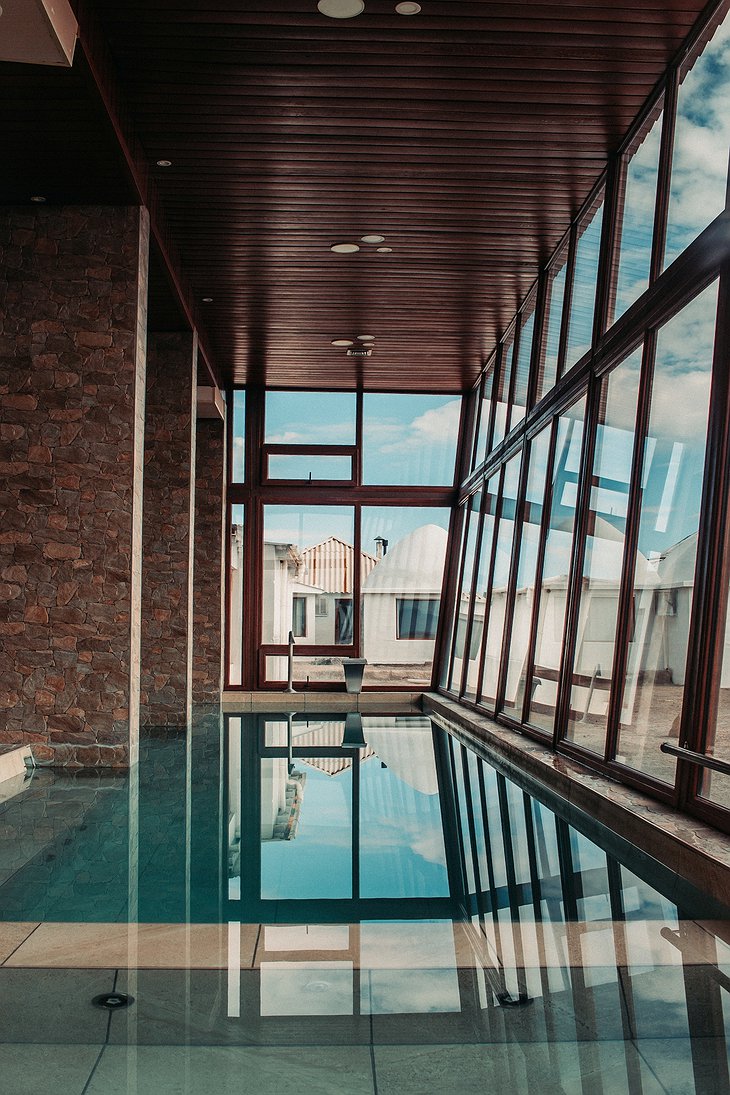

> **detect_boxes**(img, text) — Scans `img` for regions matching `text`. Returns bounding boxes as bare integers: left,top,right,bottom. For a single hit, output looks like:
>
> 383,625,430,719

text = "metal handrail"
660,741,730,777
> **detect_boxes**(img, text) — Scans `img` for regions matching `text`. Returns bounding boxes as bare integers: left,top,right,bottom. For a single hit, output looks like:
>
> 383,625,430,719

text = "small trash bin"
342,657,367,693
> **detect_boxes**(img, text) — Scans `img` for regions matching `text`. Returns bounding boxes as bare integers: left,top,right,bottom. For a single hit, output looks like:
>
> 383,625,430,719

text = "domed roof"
362,524,448,594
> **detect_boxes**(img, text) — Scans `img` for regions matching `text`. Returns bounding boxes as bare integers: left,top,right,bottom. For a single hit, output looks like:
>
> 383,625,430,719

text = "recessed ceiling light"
330,242,360,253
318,0,365,17
361,234,385,244
30,195,46,203
357,334,375,341
331,339,355,347
202,297,213,303
395,1,421,12
156,159,172,167
376,246,393,253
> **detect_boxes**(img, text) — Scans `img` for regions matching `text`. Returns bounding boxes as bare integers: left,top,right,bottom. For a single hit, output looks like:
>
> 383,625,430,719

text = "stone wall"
192,416,226,702
0,205,149,766
139,332,196,727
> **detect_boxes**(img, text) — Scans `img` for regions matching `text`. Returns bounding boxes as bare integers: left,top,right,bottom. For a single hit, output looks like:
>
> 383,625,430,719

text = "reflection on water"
0,711,729,1093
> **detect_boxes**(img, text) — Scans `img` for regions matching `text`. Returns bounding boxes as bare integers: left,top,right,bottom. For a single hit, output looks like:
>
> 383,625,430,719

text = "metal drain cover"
92,992,135,1010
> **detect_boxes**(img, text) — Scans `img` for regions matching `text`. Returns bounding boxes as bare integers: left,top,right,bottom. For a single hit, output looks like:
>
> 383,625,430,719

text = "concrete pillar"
192,414,226,702
139,331,197,727
0,205,149,767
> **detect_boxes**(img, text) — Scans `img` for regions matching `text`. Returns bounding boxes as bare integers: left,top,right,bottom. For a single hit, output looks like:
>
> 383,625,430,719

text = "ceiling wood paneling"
1,0,713,390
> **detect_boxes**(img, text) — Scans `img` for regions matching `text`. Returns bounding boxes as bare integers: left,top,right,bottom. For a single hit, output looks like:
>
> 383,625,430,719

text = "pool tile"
87,1045,375,1095
0,1044,103,1095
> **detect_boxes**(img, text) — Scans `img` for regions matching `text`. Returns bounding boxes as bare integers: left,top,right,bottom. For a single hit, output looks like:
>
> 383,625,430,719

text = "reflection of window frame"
292,595,307,638
396,597,440,640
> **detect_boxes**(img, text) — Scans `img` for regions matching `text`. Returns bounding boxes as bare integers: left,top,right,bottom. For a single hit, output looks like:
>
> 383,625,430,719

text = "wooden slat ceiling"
2,0,713,390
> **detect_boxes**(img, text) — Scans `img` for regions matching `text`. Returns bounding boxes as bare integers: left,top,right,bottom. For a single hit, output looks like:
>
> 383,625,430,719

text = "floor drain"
92,992,135,1010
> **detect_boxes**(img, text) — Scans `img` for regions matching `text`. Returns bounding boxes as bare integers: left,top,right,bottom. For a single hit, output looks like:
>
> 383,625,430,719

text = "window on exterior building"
397,598,440,640
315,595,329,617
292,595,307,638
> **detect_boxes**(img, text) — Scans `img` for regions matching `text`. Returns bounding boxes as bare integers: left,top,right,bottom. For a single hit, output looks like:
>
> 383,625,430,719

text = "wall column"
192,412,226,703
0,205,149,767
139,331,197,727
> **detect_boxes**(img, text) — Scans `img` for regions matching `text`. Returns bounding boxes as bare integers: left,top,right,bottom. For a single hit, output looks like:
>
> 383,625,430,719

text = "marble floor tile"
0,1043,103,1095
5,922,258,970
373,1041,668,1095
0,967,115,1043
87,1044,375,1095
0,921,40,963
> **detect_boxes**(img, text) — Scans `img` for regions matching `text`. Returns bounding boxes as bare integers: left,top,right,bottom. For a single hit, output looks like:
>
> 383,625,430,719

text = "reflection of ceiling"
0,2,710,390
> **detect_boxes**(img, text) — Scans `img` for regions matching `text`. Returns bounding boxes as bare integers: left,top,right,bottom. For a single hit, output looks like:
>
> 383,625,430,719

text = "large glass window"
613,110,664,321
502,427,552,719
564,197,604,369
615,283,719,782
363,393,461,485
479,455,522,708
565,348,642,753
361,507,450,687
265,390,356,445
448,490,482,692
232,390,245,482
664,10,730,268
492,334,514,448
228,504,245,685
511,305,535,428
474,365,494,469
527,397,587,733
536,249,569,402
464,474,499,701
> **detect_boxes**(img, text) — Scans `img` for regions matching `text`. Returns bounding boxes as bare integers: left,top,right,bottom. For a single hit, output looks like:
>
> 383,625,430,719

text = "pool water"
0,711,729,1094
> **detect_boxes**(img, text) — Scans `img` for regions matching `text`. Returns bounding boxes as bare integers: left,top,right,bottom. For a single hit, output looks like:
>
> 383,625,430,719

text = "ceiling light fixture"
376,246,393,253
331,338,355,347
317,0,365,17
357,334,375,341
360,234,385,244
30,195,46,203
202,297,213,303
395,1,421,13
330,242,360,253
156,159,172,167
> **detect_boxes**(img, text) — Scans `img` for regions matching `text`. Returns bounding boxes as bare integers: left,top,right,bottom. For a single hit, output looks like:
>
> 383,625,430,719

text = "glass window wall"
479,455,522,709
363,393,461,485
613,109,663,322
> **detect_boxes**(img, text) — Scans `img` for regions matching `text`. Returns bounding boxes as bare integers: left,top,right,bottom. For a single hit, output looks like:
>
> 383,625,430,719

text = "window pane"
613,111,663,321
474,366,495,468
361,507,450,687
565,348,642,752
228,504,245,685
479,454,522,708
440,502,468,688
363,393,461,485
265,390,356,445
464,474,499,700
448,491,482,692
664,11,730,268
502,427,552,718
565,198,604,368
615,283,718,781
537,253,568,401
527,397,587,732
232,390,245,482
492,334,514,448
262,505,355,652
511,307,535,427
268,454,353,481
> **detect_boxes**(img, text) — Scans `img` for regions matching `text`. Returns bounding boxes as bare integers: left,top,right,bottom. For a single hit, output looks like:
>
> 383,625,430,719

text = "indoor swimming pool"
0,711,729,1094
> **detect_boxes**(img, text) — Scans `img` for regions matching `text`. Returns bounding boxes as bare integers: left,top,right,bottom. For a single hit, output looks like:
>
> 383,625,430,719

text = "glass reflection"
565,197,604,369
474,363,495,468
566,349,642,752
537,250,568,401
616,283,718,781
479,455,522,708
613,110,663,321
665,10,730,268
464,473,500,700
448,491,482,693
492,334,514,448
511,306,535,428
527,398,587,732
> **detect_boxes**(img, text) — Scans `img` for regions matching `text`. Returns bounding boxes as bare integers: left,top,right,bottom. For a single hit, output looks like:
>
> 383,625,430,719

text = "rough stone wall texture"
0,205,148,767
139,332,196,727
192,417,225,702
